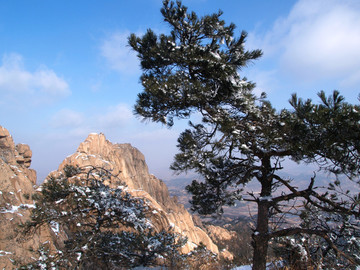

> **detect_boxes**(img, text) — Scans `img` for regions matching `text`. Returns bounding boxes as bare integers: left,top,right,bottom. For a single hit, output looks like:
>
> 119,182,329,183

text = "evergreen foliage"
130,1,360,269
21,165,185,269
129,0,262,127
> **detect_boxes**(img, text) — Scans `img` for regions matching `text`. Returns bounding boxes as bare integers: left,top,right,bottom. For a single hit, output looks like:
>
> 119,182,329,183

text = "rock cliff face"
58,132,219,254
0,128,234,268
0,126,53,269
206,224,238,260
0,127,36,182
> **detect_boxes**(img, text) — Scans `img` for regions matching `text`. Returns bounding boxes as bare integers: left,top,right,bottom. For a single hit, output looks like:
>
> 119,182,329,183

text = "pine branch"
269,226,359,264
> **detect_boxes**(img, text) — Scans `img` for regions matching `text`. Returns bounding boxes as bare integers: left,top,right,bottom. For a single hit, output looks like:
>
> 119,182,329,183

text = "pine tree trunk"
252,157,272,270
252,200,270,270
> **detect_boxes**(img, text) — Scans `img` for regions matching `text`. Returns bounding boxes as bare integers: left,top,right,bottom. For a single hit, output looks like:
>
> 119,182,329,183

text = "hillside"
0,126,55,268
0,126,237,268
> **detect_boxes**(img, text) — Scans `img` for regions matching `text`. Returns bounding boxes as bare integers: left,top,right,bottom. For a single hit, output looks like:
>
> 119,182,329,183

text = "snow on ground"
232,261,285,270
232,265,252,270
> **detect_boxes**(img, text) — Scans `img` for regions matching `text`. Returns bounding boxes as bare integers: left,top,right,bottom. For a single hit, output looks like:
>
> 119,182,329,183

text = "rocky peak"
0,129,234,267
0,127,35,184
65,133,177,210
0,126,51,269
0,126,17,165
15,144,33,169
59,132,220,254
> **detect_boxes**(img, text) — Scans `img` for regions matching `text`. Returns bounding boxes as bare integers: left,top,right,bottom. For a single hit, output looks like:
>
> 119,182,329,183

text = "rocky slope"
0,126,54,269
56,132,219,254
0,127,237,268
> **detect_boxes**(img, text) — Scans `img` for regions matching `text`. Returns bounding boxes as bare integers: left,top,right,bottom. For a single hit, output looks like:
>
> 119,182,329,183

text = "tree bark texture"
252,200,270,270
252,157,272,270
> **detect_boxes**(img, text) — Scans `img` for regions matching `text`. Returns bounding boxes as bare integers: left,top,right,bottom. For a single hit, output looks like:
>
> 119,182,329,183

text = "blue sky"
1,0,360,182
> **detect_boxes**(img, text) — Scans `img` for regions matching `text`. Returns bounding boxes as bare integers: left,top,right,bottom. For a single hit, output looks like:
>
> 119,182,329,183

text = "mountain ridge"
0,126,235,268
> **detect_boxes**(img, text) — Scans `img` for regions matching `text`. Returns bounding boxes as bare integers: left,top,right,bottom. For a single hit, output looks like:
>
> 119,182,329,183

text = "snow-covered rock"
56,132,220,255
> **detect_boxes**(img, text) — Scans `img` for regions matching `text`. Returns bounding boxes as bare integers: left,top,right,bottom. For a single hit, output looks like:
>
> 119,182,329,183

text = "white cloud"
0,53,70,104
132,127,178,141
50,109,85,128
34,68,69,95
246,68,279,96
249,0,360,85
100,31,140,75
48,103,134,139
97,103,134,128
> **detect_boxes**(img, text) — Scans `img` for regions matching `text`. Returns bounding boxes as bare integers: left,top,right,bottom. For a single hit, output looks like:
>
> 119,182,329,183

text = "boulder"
16,144,32,168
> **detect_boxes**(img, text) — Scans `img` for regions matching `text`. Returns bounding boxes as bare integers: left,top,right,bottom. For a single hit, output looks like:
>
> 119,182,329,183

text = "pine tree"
129,1,360,269
21,165,185,269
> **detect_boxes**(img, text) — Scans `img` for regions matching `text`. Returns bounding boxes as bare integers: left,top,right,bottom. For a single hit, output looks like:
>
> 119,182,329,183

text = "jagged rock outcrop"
15,144,33,169
206,224,238,242
0,126,53,269
206,224,239,260
0,128,234,268
58,133,219,254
